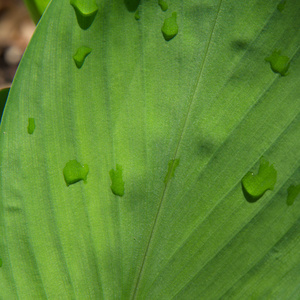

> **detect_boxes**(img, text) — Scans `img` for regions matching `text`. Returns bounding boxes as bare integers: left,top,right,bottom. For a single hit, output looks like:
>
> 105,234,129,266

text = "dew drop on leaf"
161,12,178,41
164,158,180,185
134,10,140,20
109,164,125,197
286,184,300,206
241,157,277,203
27,117,35,134
277,0,286,12
63,160,89,186
124,0,140,12
158,0,168,11
70,0,98,30
265,50,290,76
73,46,92,69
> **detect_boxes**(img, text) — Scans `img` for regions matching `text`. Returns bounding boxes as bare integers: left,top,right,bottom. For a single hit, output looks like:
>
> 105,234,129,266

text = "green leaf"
23,0,50,23
0,87,9,123
1,0,300,298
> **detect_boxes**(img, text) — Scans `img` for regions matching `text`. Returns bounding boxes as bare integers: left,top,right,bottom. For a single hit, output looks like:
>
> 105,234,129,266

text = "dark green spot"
265,50,290,76
164,158,180,185
70,0,98,30
0,87,9,123
134,10,140,20
63,160,89,186
162,12,178,41
27,118,35,134
0,258,2,267
286,184,300,206
158,0,168,11
124,0,140,12
73,46,92,69
109,164,125,197
277,0,286,12
242,157,277,203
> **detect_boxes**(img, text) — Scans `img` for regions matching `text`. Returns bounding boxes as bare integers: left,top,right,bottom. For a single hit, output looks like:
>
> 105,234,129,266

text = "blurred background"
0,0,35,89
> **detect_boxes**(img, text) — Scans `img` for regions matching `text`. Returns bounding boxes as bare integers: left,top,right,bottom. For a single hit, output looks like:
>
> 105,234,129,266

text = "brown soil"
0,0,35,89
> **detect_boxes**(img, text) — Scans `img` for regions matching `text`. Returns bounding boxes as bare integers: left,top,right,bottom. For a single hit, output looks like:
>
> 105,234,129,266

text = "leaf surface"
1,0,300,298
0,87,9,123
23,0,50,23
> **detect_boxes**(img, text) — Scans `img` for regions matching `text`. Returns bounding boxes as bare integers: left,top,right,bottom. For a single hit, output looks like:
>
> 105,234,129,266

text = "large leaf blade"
0,0,299,298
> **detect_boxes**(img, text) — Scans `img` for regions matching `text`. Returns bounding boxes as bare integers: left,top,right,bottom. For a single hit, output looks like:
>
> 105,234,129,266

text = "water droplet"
265,50,290,76
27,118,35,134
70,0,98,30
134,10,140,20
164,158,180,185
73,46,92,69
242,157,277,203
158,0,168,11
109,164,125,197
277,0,286,12
124,0,140,12
63,160,89,186
286,184,300,206
161,12,178,41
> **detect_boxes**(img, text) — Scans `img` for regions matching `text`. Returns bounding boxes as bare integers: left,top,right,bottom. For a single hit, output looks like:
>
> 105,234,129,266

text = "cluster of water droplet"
70,0,98,68
63,0,126,198
133,0,178,42
62,1,99,188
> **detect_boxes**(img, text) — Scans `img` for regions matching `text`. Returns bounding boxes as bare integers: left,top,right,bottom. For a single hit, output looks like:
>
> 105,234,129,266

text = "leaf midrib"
131,1,224,298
